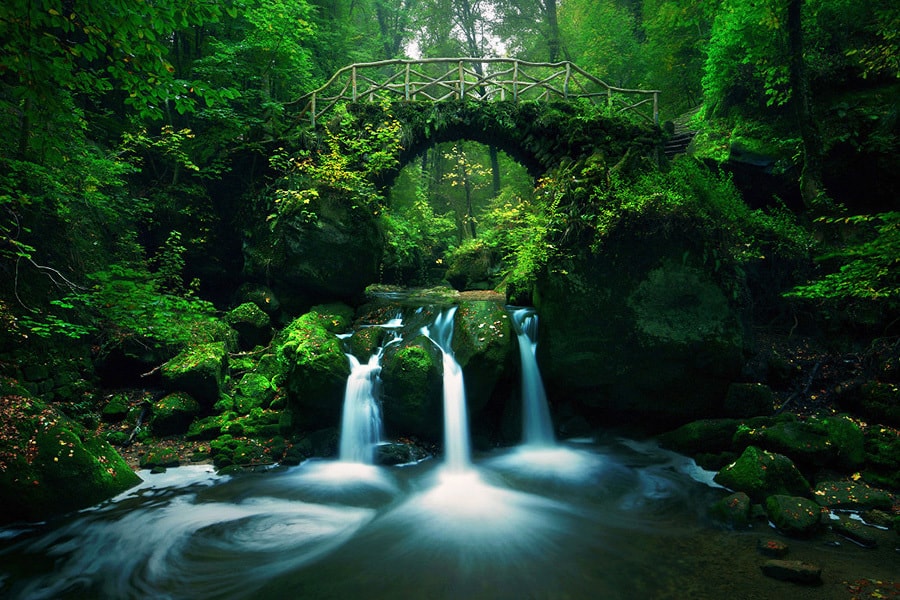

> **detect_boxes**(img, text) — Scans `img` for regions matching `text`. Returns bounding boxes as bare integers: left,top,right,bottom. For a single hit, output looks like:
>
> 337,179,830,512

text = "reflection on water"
0,440,729,600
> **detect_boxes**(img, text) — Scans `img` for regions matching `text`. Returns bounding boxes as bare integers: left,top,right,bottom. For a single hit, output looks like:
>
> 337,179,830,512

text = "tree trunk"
787,0,825,208
542,0,561,62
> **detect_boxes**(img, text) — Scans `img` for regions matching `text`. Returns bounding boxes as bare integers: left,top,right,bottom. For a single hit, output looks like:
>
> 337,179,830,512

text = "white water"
338,317,402,464
338,353,384,464
510,307,555,447
422,307,472,472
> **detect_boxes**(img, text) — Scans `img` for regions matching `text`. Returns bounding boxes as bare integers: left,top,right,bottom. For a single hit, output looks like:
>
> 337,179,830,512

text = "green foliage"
786,212,900,306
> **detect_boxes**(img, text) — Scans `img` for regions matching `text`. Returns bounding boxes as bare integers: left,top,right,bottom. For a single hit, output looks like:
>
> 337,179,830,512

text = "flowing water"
421,307,471,473
509,306,555,447
2,306,895,598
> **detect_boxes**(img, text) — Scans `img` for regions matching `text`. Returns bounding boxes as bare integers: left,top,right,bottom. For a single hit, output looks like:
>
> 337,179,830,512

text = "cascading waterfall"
422,307,472,472
510,307,555,447
338,318,402,464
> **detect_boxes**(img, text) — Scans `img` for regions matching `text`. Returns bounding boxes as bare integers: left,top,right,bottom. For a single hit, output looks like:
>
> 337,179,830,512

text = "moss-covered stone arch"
343,99,663,189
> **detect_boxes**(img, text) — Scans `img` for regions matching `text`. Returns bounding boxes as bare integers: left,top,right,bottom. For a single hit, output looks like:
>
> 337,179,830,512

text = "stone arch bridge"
291,57,664,184
243,58,665,306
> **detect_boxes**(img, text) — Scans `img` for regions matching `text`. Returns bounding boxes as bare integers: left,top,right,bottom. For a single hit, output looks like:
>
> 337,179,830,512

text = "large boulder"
242,187,384,309
535,217,744,426
714,445,810,502
380,335,443,441
0,392,141,524
275,310,351,431
733,414,865,470
161,342,227,406
765,495,825,538
151,392,202,435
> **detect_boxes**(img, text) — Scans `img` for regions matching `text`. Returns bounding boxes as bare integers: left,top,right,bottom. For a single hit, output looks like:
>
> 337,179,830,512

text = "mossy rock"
161,342,227,405
860,382,900,426
233,372,276,415
101,394,130,422
139,446,180,469
309,303,354,333
657,418,744,455
0,395,141,524
765,495,825,538
714,445,810,502
225,302,271,349
381,337,443,441
812,480,893,510
105,430,129,446
452,300,513,414
346,326,386,362
723,383,775,418
862,426,900,489
733,414,865,470
151,392,202,436
186,415,224,441
709,491,752,529
276,311,350,430
209,434,273,468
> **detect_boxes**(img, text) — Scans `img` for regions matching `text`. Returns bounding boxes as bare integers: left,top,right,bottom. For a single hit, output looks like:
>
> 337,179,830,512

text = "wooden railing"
295,58,660,127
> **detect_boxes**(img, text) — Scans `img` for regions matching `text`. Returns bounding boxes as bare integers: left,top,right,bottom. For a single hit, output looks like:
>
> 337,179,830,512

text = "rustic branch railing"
294,58,660,128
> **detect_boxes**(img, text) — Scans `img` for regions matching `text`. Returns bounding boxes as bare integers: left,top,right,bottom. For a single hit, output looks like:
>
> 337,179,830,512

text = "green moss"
765,495,824,538
863,425,900,489
709,491,752,529
309,303,354,333
812,480,893,510
733,414,865,470
714,445,810,502
380,339,442,440
161,342,227,405
139,446,180,469
225,302,270,328
151,392,201,436
0,395,141,524
861,382,900,426
209,434,272,469
101,394,130,422
658,418,744,455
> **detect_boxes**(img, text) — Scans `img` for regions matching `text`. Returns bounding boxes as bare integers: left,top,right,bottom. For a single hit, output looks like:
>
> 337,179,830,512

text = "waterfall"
423,307,472,472
510,307,555,447
338,317,402,464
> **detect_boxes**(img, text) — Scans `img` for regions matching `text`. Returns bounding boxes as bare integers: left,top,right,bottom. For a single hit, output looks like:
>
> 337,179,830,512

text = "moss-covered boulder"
657,418,745,455
812,480,893,510
139,446,180,469
863,425,900,489
151,392,202,436
536,232,744,426
233,372,277,415
209,434,272,469
380,336,443,441
276,311,350,431
723,383,775,418
714,445,810,502
709,491,753,529
860,381,900,426
101,394,130,422
0,394,141,524
242,186,384,310
225,302,271,350
452,301,514,417
733,414,865,470
765,495,825,538
161,342,227,405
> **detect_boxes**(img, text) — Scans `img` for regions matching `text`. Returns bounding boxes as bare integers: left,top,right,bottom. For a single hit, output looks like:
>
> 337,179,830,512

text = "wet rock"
709,491,752,528
714,446,810,502
161,342,227,406
139,446,180,469
375,441,429,466
757,538,789,558
832,519,878,548
812,480,893,511
765,495,825,538
276,310,351,431
760,559,822,585
733,414,865,470
380,336,443,441
452,300,514,416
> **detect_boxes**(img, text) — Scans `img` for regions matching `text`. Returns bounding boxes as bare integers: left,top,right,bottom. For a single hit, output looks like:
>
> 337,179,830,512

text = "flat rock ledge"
760,559,823,585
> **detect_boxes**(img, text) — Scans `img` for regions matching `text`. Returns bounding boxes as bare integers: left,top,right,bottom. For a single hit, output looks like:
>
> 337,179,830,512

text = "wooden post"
459,61,465,99
310,93,316,127
512,60,519,102
352,66,358,101
564,62,571,98
405,63,410,101
653,92,659,125
607,87,612,110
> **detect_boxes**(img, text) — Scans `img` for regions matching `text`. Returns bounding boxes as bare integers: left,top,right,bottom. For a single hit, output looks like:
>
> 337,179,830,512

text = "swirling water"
0,438,736,600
